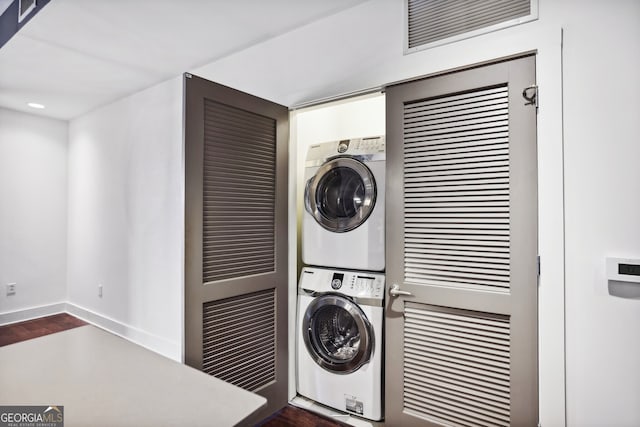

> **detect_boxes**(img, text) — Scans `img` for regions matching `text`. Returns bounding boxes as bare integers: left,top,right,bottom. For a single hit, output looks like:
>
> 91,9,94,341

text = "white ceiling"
0,0,366,120
0,0,12,15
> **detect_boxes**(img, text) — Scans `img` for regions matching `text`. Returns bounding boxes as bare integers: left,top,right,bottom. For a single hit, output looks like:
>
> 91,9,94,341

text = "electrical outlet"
98,284,103,298
6,283,16,296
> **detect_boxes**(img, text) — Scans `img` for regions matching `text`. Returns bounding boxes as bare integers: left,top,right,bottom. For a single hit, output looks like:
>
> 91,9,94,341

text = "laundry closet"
292,94,386,422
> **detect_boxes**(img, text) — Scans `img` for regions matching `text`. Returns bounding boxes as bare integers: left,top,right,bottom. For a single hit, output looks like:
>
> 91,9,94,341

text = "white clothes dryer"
296,267,384,421
302,136,385,271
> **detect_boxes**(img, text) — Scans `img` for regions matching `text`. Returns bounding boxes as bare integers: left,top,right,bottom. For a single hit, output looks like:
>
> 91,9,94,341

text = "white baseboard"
64,302,181,361
1,302,181,361
0,302,67,325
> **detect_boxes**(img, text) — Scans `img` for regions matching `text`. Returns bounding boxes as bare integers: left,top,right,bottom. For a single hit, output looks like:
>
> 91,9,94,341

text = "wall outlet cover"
6,283,16,296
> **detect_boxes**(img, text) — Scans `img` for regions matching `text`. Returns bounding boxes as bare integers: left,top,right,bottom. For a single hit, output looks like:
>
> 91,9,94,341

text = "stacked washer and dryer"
297,136,386,421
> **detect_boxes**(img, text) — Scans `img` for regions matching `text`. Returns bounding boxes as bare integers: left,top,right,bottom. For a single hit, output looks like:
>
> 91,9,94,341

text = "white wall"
0,108,68,320
563,1,640,426
66,77,183,360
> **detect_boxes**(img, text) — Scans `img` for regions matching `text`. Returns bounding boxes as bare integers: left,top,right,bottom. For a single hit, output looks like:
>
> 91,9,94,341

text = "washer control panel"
300,267,385,300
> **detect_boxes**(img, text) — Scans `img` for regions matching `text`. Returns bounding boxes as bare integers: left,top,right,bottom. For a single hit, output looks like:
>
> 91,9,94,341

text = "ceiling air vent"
406,0,537,52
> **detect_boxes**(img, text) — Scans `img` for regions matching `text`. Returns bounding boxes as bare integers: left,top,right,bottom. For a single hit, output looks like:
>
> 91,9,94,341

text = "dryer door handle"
389,284,413,297
304,178,313,214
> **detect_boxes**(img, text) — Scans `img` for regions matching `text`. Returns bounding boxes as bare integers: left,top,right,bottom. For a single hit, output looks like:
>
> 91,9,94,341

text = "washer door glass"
305,157,376,232
303,294,373,374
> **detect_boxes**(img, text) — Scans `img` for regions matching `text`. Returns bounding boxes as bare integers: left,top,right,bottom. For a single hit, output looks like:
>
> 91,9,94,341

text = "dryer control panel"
305,136,385,166
299,267,385,300
348,136,385,156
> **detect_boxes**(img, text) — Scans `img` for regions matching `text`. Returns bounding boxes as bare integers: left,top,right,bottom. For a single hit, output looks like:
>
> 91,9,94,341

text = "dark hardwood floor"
0,313,348,427
0,313,87,347
256,405,348,427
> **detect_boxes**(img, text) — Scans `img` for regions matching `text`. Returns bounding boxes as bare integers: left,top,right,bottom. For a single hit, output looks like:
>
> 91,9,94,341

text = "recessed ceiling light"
27,102,45,109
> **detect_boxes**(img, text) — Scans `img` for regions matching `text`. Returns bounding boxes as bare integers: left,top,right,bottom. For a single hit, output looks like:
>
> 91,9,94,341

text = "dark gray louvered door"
385,56,538,426
184,74,288,423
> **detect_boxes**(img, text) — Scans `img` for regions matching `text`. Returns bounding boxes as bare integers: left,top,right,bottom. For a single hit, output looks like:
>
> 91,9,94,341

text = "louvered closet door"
184,74,288,423
385,56,538,427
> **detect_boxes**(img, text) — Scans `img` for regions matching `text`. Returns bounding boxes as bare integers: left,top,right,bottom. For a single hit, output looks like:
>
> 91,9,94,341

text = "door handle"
389,284,412,297
303,178,313,214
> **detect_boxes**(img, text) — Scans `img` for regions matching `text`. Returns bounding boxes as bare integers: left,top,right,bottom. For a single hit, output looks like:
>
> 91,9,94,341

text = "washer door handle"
389,284,412,297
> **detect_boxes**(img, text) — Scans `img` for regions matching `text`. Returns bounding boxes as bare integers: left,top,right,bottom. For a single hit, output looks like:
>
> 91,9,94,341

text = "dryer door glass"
305,157,376,232
303,294,373,373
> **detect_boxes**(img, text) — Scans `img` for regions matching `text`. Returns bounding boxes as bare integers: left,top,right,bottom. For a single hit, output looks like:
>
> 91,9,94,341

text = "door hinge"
522,85,538,108
537,255,541,277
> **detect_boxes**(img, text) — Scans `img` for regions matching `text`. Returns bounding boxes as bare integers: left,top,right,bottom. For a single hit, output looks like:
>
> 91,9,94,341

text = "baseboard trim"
65,302,180,361
0,302,67,326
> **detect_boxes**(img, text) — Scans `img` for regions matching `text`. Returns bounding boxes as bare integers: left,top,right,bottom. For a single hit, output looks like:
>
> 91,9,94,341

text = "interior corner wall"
0,108,68,319
66,76,183,360
563,1,640,426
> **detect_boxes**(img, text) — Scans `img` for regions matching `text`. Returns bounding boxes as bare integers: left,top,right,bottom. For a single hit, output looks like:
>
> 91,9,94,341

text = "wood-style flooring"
0,313,87,346
0,313,348,427
256,405,347,427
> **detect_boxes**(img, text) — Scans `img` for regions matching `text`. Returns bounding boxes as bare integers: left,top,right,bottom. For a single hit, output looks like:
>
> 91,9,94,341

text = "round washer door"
302,294,374,374
304,157,376,233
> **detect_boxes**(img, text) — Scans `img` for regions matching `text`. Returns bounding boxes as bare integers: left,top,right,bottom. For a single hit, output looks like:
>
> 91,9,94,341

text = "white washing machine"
297,267,384,421
302,136,385,271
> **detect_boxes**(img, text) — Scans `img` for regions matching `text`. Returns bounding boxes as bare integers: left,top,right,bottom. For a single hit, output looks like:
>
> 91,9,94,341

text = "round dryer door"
304,157,376,233
302,294,374,374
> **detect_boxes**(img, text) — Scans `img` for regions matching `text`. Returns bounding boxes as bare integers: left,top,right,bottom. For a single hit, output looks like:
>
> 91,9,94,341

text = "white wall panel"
67,77,183,360
563,1,640,426
0,108,67,319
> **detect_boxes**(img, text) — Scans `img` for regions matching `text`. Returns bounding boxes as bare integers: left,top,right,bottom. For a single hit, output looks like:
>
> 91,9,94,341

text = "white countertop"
0,325,266,427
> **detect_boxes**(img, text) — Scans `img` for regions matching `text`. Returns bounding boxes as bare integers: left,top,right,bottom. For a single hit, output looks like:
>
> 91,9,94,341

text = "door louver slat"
202,289,276,392
407,0,531,49
203,99,276,283
404,303,511,426
404,85,510,292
